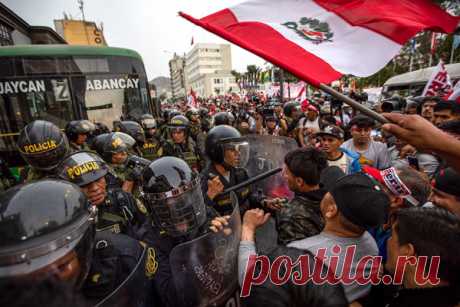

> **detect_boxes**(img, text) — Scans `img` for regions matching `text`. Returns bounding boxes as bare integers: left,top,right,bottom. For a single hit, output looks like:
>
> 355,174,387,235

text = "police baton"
220,167,282,195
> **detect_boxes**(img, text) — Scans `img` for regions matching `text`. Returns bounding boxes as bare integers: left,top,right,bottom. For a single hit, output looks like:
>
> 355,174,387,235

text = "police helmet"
0,179,96,288
139,114,157,130
142,157,206,237
213,112,230,126
199,107,209,118
205,125,249,167
65,120,96,142
17,120,69,171
58,151,109,187
168,110,181,121
185,108,200,121
91,132,135,162
168,115,190,135
118,121,145,144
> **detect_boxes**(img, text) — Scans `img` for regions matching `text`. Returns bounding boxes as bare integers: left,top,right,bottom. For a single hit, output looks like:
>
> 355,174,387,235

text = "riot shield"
169,194,241,307
95,245,150,307
246,135,298,199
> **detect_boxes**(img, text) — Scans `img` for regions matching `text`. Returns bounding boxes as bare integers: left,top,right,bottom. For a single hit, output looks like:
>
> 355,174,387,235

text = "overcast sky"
1,0,265,79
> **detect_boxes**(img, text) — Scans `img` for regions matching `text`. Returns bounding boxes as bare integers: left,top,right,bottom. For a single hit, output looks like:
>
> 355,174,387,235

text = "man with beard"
341,115,391,170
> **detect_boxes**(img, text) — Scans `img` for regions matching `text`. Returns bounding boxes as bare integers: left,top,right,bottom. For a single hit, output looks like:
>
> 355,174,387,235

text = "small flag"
430,32,438,55
422,60,453,97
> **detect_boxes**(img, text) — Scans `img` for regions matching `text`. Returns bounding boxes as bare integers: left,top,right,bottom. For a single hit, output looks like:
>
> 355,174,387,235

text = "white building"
185,43,237,97
169,53,187,99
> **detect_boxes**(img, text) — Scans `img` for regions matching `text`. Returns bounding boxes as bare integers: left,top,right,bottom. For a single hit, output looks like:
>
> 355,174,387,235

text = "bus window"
77,75,144,128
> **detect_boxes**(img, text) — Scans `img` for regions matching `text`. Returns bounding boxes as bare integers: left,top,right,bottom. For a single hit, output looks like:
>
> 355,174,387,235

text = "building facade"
169,53,187,99
0,3,66,46
185,43,237,97
54,19,107,46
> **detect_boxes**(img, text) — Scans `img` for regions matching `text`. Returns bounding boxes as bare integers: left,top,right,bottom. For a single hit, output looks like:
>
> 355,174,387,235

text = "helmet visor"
144,178,206,237
223,141,249,168
142,118,157,129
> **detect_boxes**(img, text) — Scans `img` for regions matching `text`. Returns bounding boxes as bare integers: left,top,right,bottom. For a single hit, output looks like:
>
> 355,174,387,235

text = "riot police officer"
17,120,69,182
199,107,213,132
139,114,163,161
185,108,202,142
91,132,140,192
57,151,153,243
214,111,235,127
0,179,155,306
201,125,262,216
141,156,233,307
65,120,96,151
162,115,202,172
117,120,145,157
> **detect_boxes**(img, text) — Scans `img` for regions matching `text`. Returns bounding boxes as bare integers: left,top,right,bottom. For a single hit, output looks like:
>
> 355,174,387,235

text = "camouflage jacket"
276,189,326,246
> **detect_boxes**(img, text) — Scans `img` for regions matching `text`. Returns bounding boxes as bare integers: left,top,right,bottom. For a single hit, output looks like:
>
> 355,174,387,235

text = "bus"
0,44,157,167
381,63,460,98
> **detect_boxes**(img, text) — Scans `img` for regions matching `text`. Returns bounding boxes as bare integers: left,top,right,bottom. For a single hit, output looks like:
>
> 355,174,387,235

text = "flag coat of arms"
180,0,459,86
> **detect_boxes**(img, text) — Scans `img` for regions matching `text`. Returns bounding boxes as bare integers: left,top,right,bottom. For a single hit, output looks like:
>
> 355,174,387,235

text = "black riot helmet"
17,120,69,171
139,114,157,129
91,132,135,162
0,179,96,289
185,108,200,121
199,107,209,118
214,112,234,126
118,121,145,144
57,151,109,187
205,125,249,167
65,120,96,142
168,115,190,135
142,157,207,237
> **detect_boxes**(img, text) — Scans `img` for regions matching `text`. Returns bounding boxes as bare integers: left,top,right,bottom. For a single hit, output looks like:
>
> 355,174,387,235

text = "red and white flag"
448,80,460,104
422,60,453,97
187,88,198,107
180,0,458,86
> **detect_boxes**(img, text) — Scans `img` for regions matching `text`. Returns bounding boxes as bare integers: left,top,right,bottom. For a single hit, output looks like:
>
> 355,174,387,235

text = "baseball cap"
348,114,375,128
329,173,390,228
316,125,344,140
320,166,346,191
432,167,460,197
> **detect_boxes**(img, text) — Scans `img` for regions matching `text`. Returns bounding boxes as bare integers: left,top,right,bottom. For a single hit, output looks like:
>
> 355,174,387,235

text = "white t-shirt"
328,152,348,173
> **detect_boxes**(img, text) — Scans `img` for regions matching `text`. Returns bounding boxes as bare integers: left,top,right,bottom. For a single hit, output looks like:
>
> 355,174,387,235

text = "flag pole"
318,83,389,124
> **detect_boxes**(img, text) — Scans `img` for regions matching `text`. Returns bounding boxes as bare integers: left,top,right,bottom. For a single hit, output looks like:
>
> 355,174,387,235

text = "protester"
341,115,391,170
317,125,349,173
418,96,440,122
430,167,460,217
360,207,460,307
432,101,460,127
287,173,390,302
268,148,328,245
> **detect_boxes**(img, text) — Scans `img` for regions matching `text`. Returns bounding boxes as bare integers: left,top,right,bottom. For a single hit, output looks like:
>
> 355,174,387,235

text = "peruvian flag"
422,60,453,97
180,0,458,87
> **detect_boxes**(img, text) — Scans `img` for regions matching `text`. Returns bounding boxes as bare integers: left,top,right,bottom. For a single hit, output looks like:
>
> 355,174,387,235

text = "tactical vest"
165,139,200,172
139,138,162,161
96,189,136,235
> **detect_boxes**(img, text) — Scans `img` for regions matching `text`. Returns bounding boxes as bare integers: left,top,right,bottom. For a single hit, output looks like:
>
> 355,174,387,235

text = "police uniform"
162,137,202,172
83,231,160,307
96,187,154,243
188,122,202,142
276,190,326,245
201,163,257,216
69,141,91,152
139,137,163,161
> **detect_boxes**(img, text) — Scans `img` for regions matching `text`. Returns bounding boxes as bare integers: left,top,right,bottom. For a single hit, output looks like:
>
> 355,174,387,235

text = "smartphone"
407,156,420,171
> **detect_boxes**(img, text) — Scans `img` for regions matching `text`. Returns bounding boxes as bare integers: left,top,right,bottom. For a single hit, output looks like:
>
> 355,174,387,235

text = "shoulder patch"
145,247,158,279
